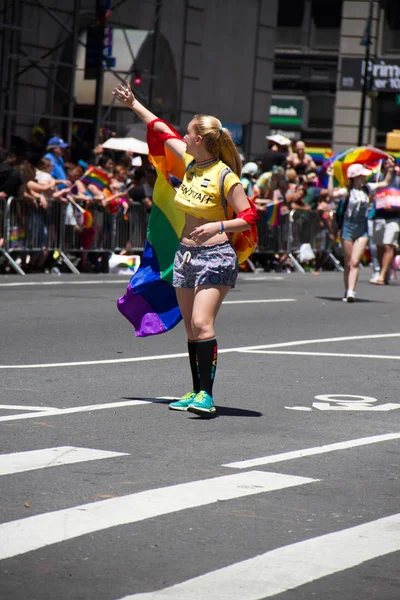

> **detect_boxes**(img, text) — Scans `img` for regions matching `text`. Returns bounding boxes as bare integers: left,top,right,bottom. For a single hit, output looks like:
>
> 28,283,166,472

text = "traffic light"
133,70,142,86
96,0,111,24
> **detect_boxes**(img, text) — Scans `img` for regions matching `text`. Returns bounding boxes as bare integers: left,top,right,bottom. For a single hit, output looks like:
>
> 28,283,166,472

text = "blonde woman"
113,82,255,416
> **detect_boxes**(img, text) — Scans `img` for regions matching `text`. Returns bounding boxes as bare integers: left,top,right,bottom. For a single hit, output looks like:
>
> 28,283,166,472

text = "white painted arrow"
312,402,400,412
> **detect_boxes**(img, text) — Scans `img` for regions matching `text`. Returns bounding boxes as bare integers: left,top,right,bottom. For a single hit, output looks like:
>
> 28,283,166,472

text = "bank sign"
340,58,400,92
270,98,304,127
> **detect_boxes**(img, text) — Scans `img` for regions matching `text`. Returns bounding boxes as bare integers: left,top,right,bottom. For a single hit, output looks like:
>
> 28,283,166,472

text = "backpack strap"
185,159,196,172
219,166,232,219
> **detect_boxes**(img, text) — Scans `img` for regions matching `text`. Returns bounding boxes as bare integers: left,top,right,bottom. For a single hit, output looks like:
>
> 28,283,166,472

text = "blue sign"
222,122,243,145
103,26,113,57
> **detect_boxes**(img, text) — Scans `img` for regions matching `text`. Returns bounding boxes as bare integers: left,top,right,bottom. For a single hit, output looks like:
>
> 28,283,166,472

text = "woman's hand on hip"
190,222,221,244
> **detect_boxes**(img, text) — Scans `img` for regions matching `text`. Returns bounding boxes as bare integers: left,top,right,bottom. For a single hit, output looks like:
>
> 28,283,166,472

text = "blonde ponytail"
192,114,242,177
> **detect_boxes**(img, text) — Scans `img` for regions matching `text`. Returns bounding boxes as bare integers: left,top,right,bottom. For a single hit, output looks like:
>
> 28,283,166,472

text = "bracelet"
218,221,225,234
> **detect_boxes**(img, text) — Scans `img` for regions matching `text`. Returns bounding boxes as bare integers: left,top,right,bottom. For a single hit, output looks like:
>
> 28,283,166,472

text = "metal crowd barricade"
254,207,343,273
1,197,343,276
1,196,80,275
0,196,150,275
287,209,343,273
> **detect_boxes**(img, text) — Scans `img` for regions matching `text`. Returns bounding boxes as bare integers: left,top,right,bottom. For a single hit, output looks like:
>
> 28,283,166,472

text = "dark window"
311,0,342,28
277,0,305,47
382,0,400,52
310,0,342,49
278,0,305,27
308,95,335,129
376,93,400,138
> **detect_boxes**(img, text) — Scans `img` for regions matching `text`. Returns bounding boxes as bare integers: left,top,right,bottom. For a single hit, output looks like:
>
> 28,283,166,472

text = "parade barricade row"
0,197,342,275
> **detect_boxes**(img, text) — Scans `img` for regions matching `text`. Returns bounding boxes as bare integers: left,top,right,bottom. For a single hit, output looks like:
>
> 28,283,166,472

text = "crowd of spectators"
0,135,155,273
1,130,399,281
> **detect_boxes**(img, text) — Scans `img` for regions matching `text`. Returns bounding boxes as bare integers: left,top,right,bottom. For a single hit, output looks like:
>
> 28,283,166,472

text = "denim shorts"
341,217,368,242
173,241,238,288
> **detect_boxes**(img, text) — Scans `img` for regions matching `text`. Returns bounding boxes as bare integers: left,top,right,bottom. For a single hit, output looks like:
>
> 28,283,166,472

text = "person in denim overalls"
328,160,394,302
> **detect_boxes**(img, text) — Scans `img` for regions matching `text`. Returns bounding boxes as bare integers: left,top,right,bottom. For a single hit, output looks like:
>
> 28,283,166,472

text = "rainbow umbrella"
319,146,391,188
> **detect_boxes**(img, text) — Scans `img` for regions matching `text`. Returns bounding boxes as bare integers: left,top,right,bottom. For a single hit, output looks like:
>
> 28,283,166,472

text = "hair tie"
219,126,223,133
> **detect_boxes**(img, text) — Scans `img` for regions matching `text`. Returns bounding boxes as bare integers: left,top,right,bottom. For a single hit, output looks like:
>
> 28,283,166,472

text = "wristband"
218,221,225,234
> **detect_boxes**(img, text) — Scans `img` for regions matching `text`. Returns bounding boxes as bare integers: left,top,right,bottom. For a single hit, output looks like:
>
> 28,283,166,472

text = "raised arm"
374,157,395,189
112,81,186,160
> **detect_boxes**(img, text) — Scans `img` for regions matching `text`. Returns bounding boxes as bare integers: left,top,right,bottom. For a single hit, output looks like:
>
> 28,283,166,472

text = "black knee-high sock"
196,338,218,396
188,340,200,393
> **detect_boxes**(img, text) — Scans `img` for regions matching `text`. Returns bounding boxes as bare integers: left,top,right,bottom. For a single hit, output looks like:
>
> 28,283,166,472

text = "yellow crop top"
174,152,241,221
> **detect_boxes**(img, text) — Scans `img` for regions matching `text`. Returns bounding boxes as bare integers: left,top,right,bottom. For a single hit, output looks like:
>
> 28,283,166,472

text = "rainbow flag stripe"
81,166,111,190
320,146,390,188
117,120,185,337
265,201,282,227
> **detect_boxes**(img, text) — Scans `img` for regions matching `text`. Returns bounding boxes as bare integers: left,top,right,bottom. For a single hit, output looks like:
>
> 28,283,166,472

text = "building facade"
0,0,399,160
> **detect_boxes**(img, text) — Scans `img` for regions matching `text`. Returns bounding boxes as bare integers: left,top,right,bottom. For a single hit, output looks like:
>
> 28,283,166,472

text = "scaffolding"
0,0,163,152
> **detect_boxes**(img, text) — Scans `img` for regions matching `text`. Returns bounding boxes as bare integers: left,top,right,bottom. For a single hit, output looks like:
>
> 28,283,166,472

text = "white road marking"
0,276,284,287
285,394,400,412
222,433,400,469
0,404,55,411
312,402,400,412
122,513,400,600
0,446,128,476
224,299,296,305
0,470,317,561
241,349,400,360
0,280,128,287
0,399,152,423
1,332,399,370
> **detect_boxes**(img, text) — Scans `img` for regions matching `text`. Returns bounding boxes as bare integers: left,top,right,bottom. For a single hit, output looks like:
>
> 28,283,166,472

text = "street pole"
93,24,105,149
66,0,81,146
358,0,374,147
148,0,163,112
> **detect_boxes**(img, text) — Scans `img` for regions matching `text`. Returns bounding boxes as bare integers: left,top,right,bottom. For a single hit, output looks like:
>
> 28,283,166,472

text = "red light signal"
133,72,142,86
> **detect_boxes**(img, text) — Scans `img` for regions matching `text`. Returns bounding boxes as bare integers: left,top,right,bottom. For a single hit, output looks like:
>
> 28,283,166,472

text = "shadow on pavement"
316,296,385,303
122,397,262,418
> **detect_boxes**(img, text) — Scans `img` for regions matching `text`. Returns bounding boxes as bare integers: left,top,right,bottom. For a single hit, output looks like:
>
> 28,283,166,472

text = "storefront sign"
340,58,400,92
270,98,304,127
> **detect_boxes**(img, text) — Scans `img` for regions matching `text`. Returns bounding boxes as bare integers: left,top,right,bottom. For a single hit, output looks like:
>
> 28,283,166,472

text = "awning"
102,136,148,155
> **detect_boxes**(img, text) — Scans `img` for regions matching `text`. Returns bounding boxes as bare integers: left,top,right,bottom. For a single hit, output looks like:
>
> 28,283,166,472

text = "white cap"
241,162,258,176
347,163,371,178
266,134,291,146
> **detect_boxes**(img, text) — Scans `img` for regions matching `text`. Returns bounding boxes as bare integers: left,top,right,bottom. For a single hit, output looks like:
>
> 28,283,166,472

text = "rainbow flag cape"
265,201,282,227
319,146,390,188
81,166,111,190
117,120,185,337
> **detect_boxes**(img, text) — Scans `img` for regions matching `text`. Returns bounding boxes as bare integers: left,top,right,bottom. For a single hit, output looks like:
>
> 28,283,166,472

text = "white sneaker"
346,290,356,303
369,272,380,284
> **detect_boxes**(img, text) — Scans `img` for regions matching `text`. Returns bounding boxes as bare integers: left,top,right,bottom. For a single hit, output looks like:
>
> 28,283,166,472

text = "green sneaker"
187,391,216,416
169,391,197,411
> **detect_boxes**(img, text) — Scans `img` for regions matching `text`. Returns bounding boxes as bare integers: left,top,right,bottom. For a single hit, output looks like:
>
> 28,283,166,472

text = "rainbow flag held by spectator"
265,201,282,227
319,146,390,188
117,120,185,337
81,166,111,190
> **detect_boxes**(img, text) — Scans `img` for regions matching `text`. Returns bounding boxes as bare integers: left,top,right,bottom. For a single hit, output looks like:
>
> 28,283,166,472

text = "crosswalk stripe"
222,433,400,469
0,447,129,476
0,470,317,561
122,513,400,599
0,399,151,423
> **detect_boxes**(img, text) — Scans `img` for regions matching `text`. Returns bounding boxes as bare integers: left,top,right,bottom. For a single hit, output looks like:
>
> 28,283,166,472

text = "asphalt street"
0,269,399,600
